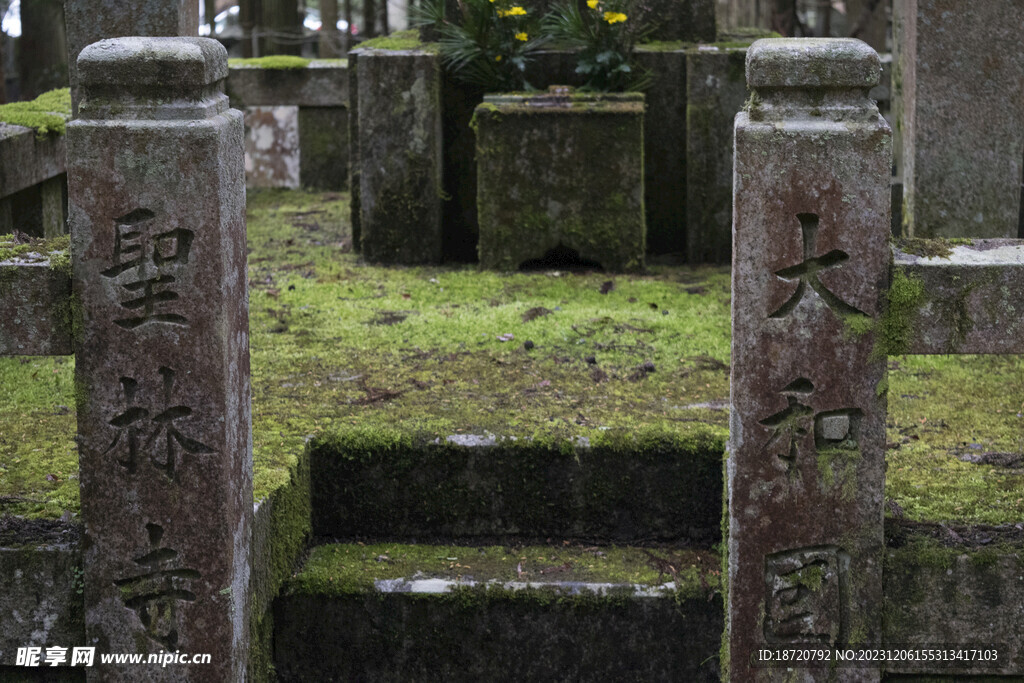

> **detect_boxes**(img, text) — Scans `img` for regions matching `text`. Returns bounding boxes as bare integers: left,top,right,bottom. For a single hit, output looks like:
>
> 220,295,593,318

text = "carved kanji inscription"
114,523,201,650
104,366,214,479
765,546,848,644
769,213,866,320
759,378,862,472
101,208,193,329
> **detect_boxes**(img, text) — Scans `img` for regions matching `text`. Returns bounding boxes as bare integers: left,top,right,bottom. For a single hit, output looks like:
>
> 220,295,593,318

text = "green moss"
635,40,692,52
876,269,924,357
357,29,430,52
0,234,70,263
229,55,312,69
0,88,71,138
744,91,763,121
896,237,974,260
286,542,720,598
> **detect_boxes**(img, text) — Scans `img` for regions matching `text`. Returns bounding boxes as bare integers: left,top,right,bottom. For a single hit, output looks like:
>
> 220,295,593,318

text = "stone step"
272,542,723,682
310,424,727,546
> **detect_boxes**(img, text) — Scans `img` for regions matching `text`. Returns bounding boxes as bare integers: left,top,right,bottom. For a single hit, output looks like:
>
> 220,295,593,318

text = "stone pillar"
685,45,748,264
728,39,890,681
64,0,199,116
896,0,1024,238
356,49,443,264
40,175,66,238
68,37,251,680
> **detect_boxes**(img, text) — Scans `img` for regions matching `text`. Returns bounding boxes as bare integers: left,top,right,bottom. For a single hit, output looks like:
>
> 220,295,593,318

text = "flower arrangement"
543,0,650,92
417,0,550,91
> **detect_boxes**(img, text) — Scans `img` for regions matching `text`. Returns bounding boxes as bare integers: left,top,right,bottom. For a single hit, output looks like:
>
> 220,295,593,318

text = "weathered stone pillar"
355,48,443,264
68,37,251,680
896,0,1024,238
65,0,199,116
728,39,890,681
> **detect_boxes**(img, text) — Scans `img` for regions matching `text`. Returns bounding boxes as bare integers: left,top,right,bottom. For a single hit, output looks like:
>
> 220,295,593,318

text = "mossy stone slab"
475,92,646,272
311,425,725,544
274,542,723,681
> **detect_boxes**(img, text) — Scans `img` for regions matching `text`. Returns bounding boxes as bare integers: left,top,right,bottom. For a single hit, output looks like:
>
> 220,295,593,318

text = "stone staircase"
269,426,727,681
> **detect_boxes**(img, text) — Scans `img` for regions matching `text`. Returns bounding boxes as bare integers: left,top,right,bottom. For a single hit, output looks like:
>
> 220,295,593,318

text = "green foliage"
543,0,650,92
419,0,550,91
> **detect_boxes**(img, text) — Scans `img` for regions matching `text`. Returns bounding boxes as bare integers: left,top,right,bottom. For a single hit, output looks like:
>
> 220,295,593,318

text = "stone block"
67,37,250,680
892,238,1024,355
226,60,348,108
0,522,84,665
348,52,361,250
244,106,300,189
0,122,67,199
0,246,73,356
64,0,198,116
685,45,748,264
355,49,443,264
634,47,688,257
885,524,1024,676
298,107,348,191
897,0,1024,238
476,91,645,272
728,39,891,681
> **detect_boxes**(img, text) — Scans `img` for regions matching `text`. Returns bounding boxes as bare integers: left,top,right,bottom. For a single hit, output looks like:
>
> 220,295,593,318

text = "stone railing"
727,37,1024,681
0,111,69,239
2,36,253,681
226,59,349,191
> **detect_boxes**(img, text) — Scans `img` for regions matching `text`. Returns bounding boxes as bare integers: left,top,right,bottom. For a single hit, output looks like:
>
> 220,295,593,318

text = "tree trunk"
344,0,354,51
19,0,68,99
364,0,378,38
240,0,257,57
205,0,218,36
380,0,389,36
320,0,341,57
261,0,303,55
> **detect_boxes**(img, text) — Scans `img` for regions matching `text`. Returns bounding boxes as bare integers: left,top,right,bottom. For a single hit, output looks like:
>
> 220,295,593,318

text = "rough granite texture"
892,239,1024,354
0,123,67,199
0,534,83,666
226,60,348,108
298,107,349,191
897,0,1024,238
0,251,72,356
355,49,443,264
729,38,891,682
685,46,748,264
244,106,301,189
67,37,251,681
885,525,1024,677
475,91,645,272
64,0,198,116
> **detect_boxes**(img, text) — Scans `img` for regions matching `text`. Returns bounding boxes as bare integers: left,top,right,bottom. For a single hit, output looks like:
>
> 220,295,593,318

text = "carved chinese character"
769,213,866,319
759,378,862,471
114,523,201,650
101,208,193,329
104,366,213,479
765,546,847,644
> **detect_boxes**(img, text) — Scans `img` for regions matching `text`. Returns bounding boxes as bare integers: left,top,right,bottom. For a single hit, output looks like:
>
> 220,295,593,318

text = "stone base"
475,91,646,272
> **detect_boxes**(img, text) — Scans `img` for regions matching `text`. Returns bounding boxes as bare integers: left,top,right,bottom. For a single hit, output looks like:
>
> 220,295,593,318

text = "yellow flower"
587,0,599,8
604,11,627,23
508,5,527,15
495,55,502,61
515,32,528,41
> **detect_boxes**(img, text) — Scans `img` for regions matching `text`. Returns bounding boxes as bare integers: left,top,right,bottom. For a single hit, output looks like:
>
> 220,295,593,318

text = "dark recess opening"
519,245,604,272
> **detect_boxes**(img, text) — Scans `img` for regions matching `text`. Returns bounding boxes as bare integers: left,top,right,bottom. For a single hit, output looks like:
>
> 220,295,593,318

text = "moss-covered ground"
287,541,719,599
0,189,1021,528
